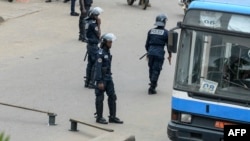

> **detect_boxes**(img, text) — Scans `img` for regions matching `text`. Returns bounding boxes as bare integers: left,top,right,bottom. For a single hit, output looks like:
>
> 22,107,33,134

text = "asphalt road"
0,0,184,141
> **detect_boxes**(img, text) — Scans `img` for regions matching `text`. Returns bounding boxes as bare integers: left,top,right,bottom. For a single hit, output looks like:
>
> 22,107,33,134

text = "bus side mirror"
168,31,178,53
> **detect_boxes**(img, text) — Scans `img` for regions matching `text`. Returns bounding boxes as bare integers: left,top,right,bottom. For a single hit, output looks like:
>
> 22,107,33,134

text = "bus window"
175,29,250,96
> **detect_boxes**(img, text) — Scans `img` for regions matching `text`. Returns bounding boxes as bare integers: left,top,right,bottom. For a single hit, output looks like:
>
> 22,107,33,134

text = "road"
0,0,183,141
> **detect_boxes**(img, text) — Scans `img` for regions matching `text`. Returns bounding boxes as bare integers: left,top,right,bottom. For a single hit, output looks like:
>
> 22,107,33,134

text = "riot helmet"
100,33,116,48
154,14,168,27
88,7,103,17
101,33,116,43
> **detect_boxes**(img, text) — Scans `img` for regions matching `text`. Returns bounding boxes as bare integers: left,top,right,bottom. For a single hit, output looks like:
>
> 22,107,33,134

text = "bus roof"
189,0,250,15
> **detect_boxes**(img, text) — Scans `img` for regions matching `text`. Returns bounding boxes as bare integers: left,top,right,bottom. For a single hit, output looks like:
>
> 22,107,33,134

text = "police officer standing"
84,7,102,88
145,14,172,94
94,33,123,124
79,0,93,41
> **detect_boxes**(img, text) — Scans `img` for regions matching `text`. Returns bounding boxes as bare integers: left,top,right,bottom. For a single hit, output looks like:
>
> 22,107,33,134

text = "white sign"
199,79,218,94
200,11,222,28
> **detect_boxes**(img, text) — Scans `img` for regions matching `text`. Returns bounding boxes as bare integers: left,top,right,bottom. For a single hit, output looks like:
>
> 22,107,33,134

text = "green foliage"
0,132,10,141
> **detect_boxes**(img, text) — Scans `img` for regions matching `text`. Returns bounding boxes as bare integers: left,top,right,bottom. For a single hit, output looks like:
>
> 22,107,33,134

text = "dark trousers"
85,44,98,84
148,55,164,87
79,6,91,39
95,80,117,118
70,0,76,14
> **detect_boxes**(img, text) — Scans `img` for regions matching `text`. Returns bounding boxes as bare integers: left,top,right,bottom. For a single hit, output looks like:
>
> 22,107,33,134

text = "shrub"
0,132,10,141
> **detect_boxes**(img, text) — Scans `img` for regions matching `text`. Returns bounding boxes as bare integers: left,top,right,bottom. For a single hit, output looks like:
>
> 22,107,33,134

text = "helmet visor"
102,33,117,42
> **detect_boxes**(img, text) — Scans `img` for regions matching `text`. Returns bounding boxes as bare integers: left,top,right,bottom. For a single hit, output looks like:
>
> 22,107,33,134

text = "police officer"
84,7,103,88
79,0,93,41
94,33,123,124
70,0,79,16
145,14,172,94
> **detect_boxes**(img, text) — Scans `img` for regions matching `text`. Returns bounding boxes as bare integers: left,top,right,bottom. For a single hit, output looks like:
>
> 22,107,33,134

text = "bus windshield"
174,28,250,101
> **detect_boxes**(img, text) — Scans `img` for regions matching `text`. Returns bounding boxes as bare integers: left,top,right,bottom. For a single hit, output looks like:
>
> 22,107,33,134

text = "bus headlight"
180,113,192,123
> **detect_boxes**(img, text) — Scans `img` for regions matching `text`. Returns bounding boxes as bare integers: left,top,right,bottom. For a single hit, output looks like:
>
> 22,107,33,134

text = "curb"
90,133,136,141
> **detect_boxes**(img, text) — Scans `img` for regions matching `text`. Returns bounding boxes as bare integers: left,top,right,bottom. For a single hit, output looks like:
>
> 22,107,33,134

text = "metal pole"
0,102,57,125
69,119,114,132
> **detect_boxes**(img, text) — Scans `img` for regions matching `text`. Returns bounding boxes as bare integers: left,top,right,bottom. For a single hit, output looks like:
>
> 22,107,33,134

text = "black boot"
84,78,89,88
95,95,107,124
148,82,157,94
108,96,123,124
96,117,108,124
148,87,157,94
109,116,123,124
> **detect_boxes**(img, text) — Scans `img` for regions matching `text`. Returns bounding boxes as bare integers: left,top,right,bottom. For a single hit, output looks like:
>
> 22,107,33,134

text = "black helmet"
88,7,103,17
154,14,168,26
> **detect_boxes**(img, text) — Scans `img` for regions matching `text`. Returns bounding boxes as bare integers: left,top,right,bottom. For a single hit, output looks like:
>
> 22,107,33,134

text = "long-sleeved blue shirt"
86,18,100,44
94,47,112,82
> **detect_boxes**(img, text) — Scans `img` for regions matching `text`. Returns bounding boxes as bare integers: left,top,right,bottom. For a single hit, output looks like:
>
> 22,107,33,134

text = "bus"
167,0,250,140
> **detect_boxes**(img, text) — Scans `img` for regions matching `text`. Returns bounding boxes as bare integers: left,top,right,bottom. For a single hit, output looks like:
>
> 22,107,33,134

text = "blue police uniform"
94,46,119,123
79,0,93,41
84,18,100,88
91,33,123,124
145,26,169,93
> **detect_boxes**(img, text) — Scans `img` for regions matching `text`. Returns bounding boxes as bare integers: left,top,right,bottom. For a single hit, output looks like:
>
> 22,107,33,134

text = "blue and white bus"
167,0,250,140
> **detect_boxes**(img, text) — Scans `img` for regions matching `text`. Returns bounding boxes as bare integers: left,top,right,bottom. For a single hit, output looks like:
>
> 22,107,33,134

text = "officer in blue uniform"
145,14,172,94
84,7,102,88
94,33,123,124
